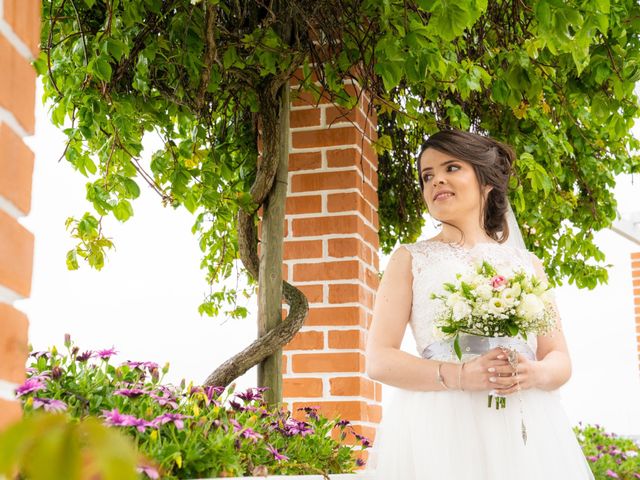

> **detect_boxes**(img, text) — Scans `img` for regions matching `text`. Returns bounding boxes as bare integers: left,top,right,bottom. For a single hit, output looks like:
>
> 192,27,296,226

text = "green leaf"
106,38,126,62
223,46,238,69
122,177,141,199
425,0,473,42
66,250,79,270
93,57,112,82
453,334,462,360
113,200,134,222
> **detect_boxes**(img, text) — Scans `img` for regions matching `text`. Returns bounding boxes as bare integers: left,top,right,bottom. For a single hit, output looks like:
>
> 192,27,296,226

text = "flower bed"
574,422,640,479
16,337,370,479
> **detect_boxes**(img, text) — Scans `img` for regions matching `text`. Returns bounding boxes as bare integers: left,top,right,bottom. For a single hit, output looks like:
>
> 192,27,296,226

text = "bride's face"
419,147,491,222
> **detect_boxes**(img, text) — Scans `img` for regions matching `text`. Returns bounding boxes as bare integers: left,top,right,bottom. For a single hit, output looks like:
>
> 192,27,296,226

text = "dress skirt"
364,386,595,479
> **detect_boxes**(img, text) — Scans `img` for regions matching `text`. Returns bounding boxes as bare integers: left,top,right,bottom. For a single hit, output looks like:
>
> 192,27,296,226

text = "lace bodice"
401,239,539,362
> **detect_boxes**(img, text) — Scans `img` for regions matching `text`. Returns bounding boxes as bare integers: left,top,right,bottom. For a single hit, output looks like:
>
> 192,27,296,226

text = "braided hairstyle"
415,129,516,243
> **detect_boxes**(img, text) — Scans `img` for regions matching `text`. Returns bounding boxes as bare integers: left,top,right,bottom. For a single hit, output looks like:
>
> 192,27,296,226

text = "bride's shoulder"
396,238,436,256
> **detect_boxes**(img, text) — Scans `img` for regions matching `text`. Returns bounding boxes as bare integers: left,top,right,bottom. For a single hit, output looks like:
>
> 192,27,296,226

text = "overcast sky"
17,80,640,437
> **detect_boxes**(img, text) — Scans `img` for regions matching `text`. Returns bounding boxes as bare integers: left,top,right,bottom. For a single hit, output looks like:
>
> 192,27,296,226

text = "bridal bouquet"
430,259,557,361
430,259,557,444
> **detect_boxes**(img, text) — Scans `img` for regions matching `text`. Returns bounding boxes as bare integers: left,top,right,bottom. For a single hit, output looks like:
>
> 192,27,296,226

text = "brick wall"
277,75,382,466
0,0,40,429
633,252,640,369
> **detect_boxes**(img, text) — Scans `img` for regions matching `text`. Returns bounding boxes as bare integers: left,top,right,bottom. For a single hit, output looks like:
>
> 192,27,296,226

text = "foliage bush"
14,337,369,478
574,422,640,479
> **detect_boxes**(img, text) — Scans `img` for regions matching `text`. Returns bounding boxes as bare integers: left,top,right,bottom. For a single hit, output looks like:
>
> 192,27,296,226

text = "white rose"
517,293,545,320
476,284,493,300
452,300,472,321
500,287,518,307
446,293,464,308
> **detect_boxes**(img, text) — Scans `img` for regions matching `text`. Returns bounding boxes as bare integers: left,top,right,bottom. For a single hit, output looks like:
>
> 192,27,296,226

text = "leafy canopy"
38,0,640,321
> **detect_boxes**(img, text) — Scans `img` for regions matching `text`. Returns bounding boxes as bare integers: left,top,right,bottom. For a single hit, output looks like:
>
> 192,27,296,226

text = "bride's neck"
435,224,494,246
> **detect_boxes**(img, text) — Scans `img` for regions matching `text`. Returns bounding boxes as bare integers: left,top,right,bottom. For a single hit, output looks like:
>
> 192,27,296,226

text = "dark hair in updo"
416,129,516,244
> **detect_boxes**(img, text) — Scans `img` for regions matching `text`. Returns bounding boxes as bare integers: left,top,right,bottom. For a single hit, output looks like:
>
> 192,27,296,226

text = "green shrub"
15,337,369,478
574,422,640,479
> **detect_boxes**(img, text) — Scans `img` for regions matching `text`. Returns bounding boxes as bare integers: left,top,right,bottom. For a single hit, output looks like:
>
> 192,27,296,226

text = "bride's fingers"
489,370,527,387
494,373,532,394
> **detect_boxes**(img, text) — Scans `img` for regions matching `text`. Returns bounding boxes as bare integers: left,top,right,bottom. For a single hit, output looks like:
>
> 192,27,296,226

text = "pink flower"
94,348,117,359
606,470,619,478
15,378,46,397
266,444,289,461
101,408,151,432
490,275,507,288
151,413,189,430
32,397,67,412
114,388,146,398
137,465,160,479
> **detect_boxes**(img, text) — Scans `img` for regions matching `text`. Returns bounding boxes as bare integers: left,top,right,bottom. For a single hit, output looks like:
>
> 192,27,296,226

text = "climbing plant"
38,0,640,402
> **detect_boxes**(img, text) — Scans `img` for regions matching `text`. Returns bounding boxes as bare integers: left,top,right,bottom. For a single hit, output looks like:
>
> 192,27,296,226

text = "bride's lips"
433,191,455,202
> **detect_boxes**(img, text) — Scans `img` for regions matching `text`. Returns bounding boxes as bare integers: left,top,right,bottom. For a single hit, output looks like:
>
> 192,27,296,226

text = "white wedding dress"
364,239,595,479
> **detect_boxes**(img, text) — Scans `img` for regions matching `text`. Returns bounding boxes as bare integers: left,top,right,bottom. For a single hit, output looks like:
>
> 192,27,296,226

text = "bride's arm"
529,252,573,391
365,246,458,391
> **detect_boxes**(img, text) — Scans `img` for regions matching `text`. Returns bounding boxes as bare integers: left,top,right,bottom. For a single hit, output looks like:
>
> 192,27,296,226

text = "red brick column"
0,0,39,429
280,76,382,466
633,252,640,370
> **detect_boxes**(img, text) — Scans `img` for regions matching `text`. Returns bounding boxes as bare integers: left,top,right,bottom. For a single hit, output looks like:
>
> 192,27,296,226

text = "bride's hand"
458,347,512,392
484,350,539,396
458,348,537,394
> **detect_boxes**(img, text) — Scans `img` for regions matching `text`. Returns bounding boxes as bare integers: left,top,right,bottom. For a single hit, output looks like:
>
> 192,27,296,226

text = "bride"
364,129,594,479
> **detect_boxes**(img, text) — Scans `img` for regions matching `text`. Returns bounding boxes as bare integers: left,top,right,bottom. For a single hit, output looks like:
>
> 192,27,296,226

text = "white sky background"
17,80,640,436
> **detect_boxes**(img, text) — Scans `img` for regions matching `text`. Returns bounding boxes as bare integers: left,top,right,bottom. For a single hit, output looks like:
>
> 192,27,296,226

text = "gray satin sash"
421,333,536,362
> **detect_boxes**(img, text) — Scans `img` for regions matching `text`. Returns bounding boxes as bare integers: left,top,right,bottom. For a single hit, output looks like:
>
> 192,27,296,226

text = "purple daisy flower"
76,351,93,362
122,361,159,371
606,470,620,478
239,427,263,443
95,348,117,359
32,397,67,412
297,405,320,420
353,431,371,448
266,444,289,461
356,458,366,467
101,408,151,432
15,378,46,397
230,418,242,432
150,389,179,409
29,351,51,359
283,418,314,437
151,413,190,430
114,388,146,398
236,387,267,403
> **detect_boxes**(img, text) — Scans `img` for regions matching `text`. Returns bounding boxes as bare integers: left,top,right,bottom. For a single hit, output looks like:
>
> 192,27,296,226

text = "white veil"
503,201,527,251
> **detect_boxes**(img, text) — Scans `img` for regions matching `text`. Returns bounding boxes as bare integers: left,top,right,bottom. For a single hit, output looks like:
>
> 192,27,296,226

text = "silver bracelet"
436,362,449,390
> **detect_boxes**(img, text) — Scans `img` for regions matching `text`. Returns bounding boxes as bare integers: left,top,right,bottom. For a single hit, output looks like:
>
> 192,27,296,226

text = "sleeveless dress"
364,239,595,479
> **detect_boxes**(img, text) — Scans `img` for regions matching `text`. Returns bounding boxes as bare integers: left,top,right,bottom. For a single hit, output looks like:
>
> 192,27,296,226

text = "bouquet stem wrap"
421,333,536,364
